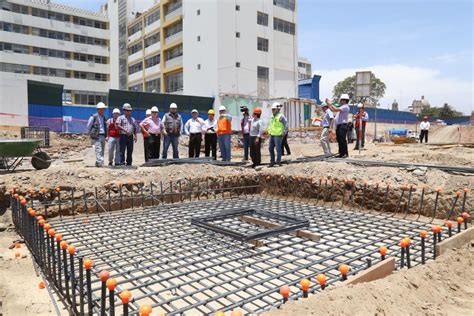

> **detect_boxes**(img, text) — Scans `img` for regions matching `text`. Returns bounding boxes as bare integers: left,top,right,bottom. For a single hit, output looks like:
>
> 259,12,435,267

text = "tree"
332,73,386,105
438,103,463,118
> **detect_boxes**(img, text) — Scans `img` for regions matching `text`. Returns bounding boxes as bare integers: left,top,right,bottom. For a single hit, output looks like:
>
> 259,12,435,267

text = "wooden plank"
240,215,321,241
435,226,474,257
340,257,396,286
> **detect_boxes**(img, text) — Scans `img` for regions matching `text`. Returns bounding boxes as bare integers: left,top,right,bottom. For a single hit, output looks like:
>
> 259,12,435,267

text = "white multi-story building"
298,56,312,80
0,0,111,113
126,0,298,100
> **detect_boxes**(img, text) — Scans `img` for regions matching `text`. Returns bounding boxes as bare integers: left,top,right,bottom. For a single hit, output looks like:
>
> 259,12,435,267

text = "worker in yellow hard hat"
203,109,217,159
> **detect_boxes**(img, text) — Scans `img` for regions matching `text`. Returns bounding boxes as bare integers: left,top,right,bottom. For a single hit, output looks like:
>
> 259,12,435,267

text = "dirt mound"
266,245,474,316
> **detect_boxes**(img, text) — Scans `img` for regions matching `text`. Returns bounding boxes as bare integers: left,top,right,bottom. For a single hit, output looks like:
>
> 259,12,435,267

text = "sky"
56,0,473,114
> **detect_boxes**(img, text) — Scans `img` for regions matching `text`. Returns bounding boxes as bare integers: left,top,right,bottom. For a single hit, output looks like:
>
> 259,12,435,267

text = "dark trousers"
119,134,134,165
243,133,250,160
188,133,202,158
336,124,349,158
420,130,429,143
249,136,261,167
354,125,366,149
204,133,217,160
144,136,149,162
281,133,291,155
145,134,161,161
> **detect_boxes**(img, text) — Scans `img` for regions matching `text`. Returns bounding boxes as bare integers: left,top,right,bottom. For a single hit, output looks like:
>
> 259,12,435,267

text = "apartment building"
126,0,298,100
0,0,111,107
298,56,312,80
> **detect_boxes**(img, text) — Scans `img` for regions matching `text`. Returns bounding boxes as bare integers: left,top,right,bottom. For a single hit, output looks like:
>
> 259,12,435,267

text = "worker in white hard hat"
203,109,218,159
419,116,430,143
87,102,108,167
217,105,233,161
140,106,164,161
116,103,138,166
161,102,183,159
141,109,152,161
184,109,205,158
354,102,369,150
240,106,251,161
319,102,334,155
266,102,288,167
106,108,121,166
326,94,350,158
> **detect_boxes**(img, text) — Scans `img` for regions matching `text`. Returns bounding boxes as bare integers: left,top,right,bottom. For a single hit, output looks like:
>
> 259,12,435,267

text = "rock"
394,176,402,182
0,223,7,231
413,169,426,177
77,173,88,179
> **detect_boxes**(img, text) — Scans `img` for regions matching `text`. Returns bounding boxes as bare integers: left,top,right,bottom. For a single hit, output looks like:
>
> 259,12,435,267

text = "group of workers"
87,101,289,168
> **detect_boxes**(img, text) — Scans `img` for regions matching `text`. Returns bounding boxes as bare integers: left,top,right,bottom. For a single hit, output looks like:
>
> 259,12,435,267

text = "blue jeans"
218,134,232,161
162,134,179,159
119,134,134,165
269,135,283,164
243,133,250,160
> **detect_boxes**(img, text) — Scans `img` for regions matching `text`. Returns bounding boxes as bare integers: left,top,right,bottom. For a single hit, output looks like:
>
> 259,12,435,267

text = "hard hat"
357,103,364,108
191,109,198,113
271,102,281,109
208,109,215,115
145,109,152,115
122,103,132,111
320,102,328,107
169,103,178,109
151,106,159,112
96,102,106,109
112,108,120,114
253,107,262,114
219,105,226,111
339,94,350,101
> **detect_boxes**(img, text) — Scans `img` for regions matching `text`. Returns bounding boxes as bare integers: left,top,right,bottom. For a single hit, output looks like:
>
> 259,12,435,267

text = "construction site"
0,124,473,316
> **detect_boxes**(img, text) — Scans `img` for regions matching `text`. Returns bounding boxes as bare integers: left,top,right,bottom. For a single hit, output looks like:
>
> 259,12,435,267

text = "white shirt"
420,121,430,130
322,109,334,127
203,118,217,134
185,117,204,134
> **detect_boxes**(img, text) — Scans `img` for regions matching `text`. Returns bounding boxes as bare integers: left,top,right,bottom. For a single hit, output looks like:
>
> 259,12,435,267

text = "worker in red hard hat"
249,107,264,167
419,116,430,143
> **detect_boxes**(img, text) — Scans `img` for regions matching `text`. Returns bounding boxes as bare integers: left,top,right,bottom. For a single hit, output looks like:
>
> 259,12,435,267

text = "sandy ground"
266,245,474,316
0,125,473,315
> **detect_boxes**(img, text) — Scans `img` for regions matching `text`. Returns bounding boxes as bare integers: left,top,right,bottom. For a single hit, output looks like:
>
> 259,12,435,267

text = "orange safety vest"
217,115,232,135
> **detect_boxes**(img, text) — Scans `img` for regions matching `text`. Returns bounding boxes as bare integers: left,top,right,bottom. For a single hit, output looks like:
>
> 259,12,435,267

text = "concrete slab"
435,226,474,257
341,257,396,286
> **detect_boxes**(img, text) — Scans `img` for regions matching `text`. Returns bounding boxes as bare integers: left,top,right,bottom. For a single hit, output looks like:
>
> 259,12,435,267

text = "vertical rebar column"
99,271,110,316
420,230,427,264
78,257,85,316
83,259,93,316
68,245,77,313
56,234,63,290
61,241,70,302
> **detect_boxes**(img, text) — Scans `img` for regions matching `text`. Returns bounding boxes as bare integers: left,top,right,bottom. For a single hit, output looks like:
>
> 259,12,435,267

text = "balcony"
165,55,182,69
128,70,143,83
145,64,160,77
128,31,142,44
127,50,143,64
165,6,182,21
144,42,160,56
144,20,160,35
165,31,182,46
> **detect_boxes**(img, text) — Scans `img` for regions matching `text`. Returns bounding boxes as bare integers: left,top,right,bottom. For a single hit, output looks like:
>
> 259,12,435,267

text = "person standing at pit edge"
327,94,350,158
142,109,152,162
140,106,163,161
419,116,430,143
87,102,107,167
162,103,183,159
319,102,334,155
267,102,288,167
203,109,218,160
185,109,205,158
217,105,233,161
116,103,138,166
240,106,251,161
249,107,264,168
106,108,121,166
354,103,369,150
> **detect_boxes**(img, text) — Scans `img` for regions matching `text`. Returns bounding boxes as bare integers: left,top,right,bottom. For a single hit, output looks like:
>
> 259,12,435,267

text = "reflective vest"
268,113,284,136
217,115,232,135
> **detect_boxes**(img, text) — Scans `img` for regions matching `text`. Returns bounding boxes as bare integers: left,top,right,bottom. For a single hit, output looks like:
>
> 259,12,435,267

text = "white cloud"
317,64,473,115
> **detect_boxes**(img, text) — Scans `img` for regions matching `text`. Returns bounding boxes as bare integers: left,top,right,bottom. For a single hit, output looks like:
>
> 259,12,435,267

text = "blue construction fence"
349,105,417,124
28,104,208,134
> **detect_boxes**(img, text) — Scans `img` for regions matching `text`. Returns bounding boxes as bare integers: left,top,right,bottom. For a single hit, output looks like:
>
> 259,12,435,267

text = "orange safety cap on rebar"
316,274,326,285
339,264,349,275
436,187,443,193
60,240,68,249
15,251,20,258
462,212,470,219
55,187,61,192
84,258,93,270
420,230,428,238
15,242,21,249
456,217,464,224
445,221,453,228
67,245,75,255
47,229,55,237
55,233,62,241
28,209,36,217
401,184,407,190
36,215,43,221
463,188,469,193
27,207,33,212
300,279,310,292
279,285,290,298
38,219,46,227
39,281,45,289
106,278,117,291
120,290,132,304
379,246,388,256
432,225,442,233
20,199,27,205
231,309,243,316
139,304,152,316
44,223,51,231
456,191,462,197
99,270,110,282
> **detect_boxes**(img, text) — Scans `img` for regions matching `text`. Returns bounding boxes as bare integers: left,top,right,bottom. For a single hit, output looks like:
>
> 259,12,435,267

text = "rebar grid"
44,195,442,315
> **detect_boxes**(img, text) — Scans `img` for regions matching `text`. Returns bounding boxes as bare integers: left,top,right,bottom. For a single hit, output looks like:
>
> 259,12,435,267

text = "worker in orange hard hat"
419,116,430,143
249,107,264,167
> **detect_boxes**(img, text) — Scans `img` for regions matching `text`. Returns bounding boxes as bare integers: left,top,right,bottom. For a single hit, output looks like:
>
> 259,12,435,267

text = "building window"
273,0,295,11
145,78,160,92
165,0,182,15
128,22,142,36
128,42,143,55
197,35,200,41
0,62,30,74
257,37,269,52
166,71,183,93
165,21,183,38
197,9,200,15
257,12,269,26
1,22,28,34
236,5,240,11
197,64,201,70
74,92,108,105
236,62,240,67
165,45,183,60
128,61,143,74
257,66,269,79
144,32,160,47
273,17,295,35
236,32,240,38
145,54,160,68
129,83,143,92
146,10,160,26
2,2,28,14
